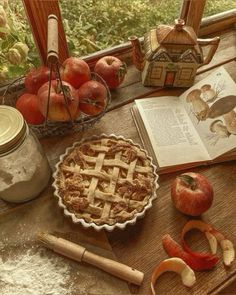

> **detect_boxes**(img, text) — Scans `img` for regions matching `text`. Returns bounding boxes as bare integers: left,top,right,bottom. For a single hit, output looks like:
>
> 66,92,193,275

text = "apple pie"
53,135,158,229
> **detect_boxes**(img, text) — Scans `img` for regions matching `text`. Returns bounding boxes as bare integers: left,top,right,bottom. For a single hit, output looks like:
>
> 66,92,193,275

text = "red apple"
94,56,127,89
78,80,107,116
60,57,91,89
37,80,79,122
24,66,56,94
171,172,214,216
16,93,45,125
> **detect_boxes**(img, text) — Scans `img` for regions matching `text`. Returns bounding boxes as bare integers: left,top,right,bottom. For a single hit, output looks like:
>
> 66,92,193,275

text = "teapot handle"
197,37,220,66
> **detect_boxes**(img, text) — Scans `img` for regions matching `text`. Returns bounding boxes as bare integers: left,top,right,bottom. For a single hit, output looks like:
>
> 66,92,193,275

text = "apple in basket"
77,80,107,116
37,80,80,122
94,56,127,89
16,93,45,125
24,66,56,94
60,57,91,89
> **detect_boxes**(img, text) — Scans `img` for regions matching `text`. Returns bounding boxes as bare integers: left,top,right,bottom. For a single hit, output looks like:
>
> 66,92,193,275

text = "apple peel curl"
150,257,196,295
181,220,235,267
162,234,219,271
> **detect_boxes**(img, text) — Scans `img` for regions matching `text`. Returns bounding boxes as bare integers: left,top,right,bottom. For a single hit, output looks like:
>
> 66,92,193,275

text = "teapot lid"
156,19,197,45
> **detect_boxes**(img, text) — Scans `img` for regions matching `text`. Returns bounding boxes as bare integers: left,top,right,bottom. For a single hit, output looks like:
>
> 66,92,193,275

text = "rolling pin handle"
82,250,144,286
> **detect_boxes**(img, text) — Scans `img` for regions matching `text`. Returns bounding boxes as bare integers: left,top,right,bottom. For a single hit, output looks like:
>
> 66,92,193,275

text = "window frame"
0,0,234,109
22,0,236,68
0,0,234,91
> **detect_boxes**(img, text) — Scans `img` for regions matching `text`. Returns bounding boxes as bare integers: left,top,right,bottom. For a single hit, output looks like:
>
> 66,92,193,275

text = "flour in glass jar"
0,130,51,203
0,247,75,295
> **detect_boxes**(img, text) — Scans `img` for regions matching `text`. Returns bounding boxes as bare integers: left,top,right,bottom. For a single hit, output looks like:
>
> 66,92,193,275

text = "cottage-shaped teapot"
129,19,220,87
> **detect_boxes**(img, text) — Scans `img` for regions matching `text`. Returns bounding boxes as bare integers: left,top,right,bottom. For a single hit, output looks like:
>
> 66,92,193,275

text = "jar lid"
0,105,27,155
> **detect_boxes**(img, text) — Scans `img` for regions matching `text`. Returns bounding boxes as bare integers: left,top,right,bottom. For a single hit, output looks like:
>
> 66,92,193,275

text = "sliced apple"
205,231,218,255
150,257,196,295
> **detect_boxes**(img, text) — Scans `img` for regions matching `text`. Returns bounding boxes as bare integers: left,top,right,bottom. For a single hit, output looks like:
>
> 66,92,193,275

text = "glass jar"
0,105,51,203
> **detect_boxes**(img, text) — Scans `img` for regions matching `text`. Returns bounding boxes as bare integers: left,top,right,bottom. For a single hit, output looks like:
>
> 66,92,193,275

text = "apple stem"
80,98,102,108
178,175,197,190
55,78,74,102
118,63,127,81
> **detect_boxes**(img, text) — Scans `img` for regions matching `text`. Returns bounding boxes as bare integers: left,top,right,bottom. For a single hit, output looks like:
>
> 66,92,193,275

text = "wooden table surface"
0,28,236,294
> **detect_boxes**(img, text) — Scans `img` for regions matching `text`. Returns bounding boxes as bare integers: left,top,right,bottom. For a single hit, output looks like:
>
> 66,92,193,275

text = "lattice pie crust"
55,136,157,226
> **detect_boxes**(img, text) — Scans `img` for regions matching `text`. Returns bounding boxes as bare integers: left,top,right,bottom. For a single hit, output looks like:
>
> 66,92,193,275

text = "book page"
179,67,236,159
135,96,211,167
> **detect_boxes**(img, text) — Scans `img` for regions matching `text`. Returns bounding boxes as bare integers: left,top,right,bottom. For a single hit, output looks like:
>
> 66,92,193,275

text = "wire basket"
0,72,111,138
1,15,111,138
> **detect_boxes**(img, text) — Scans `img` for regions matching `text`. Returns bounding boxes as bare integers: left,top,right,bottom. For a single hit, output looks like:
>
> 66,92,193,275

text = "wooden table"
0,28,236,294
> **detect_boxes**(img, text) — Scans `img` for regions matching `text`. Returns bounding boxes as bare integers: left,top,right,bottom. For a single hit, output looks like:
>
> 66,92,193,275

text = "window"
204,0,235,17
0,0,235,84
59,0,182,57
0,1,40,83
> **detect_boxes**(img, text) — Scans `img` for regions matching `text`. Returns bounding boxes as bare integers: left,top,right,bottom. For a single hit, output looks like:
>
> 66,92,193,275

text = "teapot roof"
156,19,197,45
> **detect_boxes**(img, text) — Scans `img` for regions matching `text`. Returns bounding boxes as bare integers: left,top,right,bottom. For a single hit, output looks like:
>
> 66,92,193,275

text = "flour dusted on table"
0,247,74,295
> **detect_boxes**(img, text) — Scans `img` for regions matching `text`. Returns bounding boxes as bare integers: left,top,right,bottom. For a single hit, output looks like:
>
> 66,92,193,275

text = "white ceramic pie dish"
52,134,159,232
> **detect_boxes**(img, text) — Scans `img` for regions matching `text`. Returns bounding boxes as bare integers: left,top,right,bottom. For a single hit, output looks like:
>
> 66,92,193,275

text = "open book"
131,67,236,173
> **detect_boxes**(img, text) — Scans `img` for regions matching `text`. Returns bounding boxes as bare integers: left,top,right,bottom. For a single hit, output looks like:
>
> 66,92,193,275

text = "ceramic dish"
52,134,159,231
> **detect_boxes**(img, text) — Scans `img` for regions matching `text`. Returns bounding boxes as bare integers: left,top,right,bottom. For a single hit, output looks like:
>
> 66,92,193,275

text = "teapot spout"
129,36,145,71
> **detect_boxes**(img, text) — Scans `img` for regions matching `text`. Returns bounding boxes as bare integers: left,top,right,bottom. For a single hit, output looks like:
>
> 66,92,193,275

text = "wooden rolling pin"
37,232,144,285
